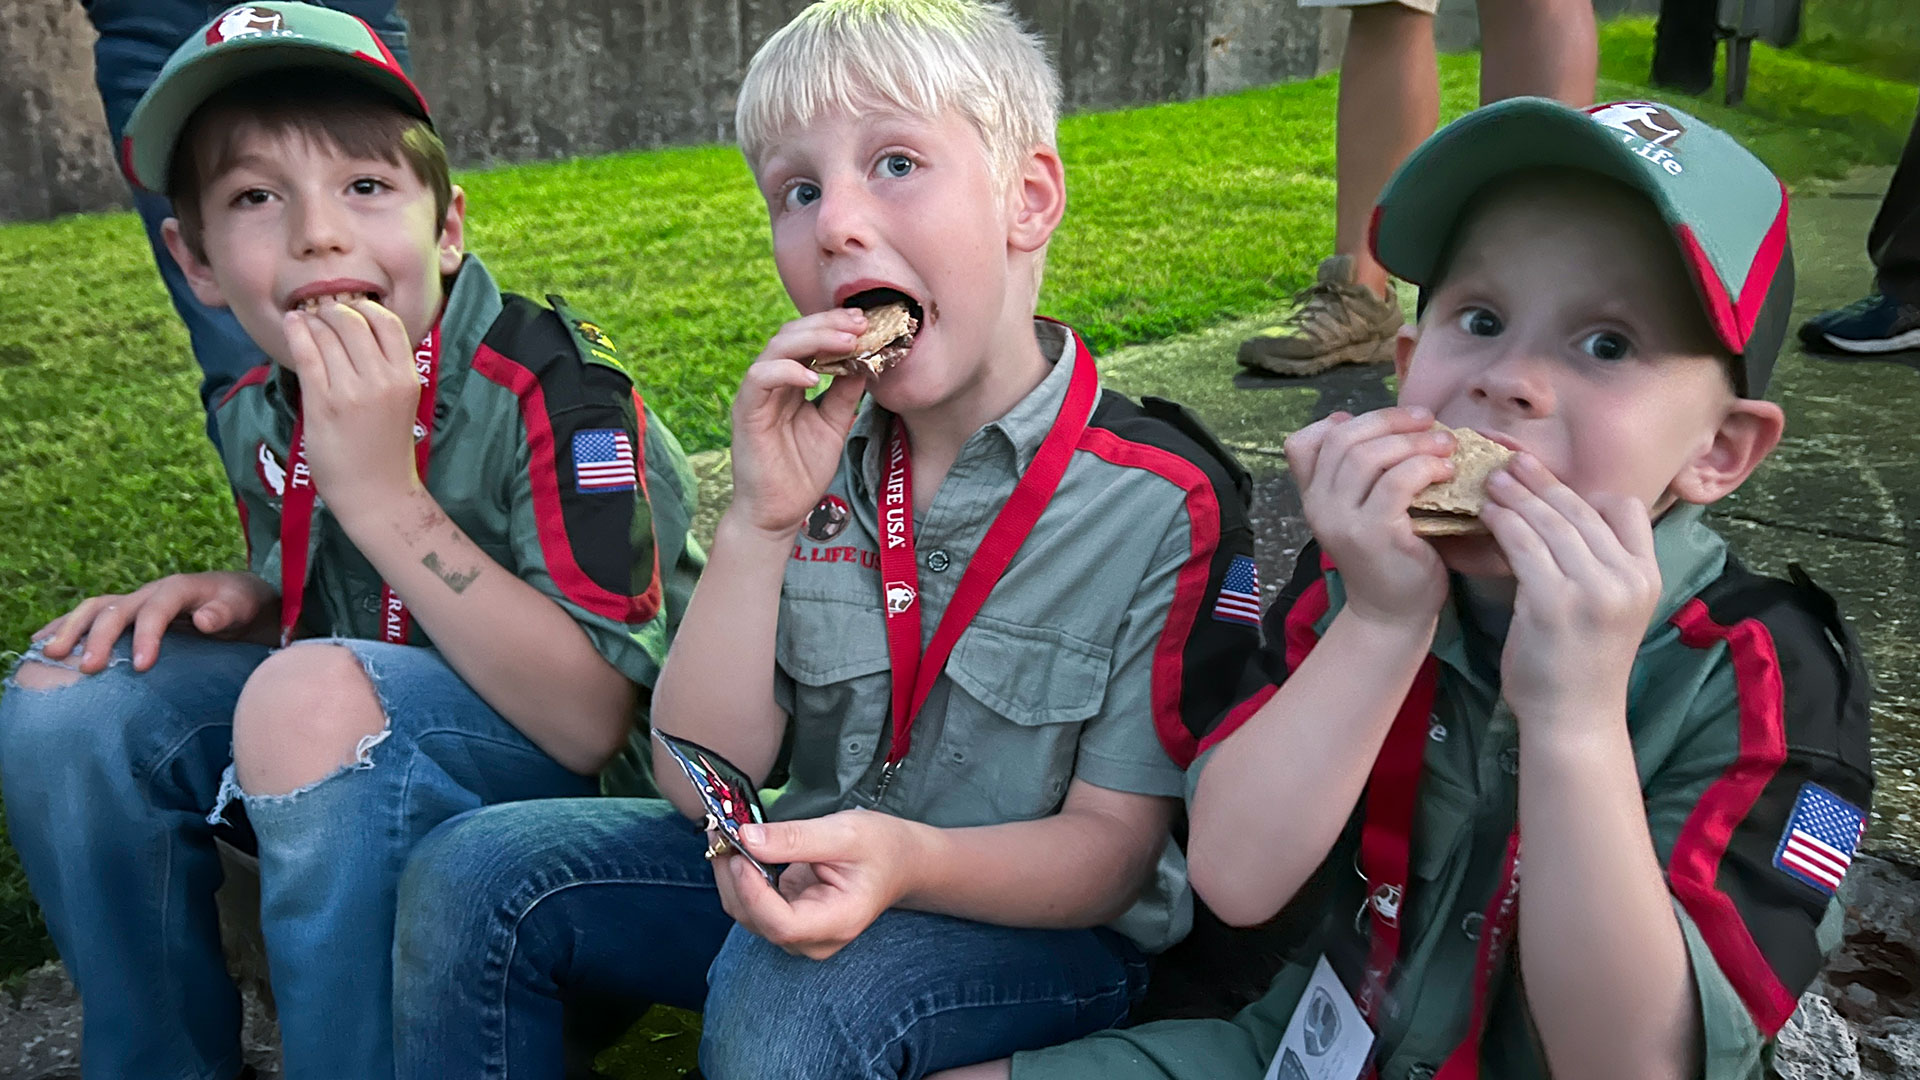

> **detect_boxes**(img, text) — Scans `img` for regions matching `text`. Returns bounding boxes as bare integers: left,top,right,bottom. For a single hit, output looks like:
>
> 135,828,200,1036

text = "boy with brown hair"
0,5,699,1076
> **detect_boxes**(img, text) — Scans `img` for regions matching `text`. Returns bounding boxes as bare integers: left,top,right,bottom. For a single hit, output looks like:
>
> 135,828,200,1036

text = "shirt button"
1461,911,1485,941
1498,746,1521,775
927,550,951,573
846,740,863,754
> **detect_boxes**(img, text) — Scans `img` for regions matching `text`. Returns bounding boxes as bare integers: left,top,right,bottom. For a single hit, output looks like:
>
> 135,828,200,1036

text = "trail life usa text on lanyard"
1270,662,1522,1080
870,336,1098,803
278,326,440,648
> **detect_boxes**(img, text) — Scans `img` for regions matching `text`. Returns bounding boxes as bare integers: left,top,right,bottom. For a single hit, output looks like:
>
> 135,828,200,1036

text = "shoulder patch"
471,294,660,626
548,294,626,374
1771,781,1866,895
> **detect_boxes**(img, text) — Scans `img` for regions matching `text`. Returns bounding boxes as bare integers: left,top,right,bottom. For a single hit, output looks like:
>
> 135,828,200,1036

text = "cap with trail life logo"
121,2,431,196
1369,97,1793,398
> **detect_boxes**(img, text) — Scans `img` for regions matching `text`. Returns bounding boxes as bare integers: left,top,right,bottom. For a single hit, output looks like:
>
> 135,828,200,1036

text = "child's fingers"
76,601,136,673
1485,466,1595,578
129,591,190,671
733,358,823,422
811,370,870,436
1363,451,1456,520
347,296,415,375
1496,454,1632,565
40,596,109,658
1478,499,1558,585
1282,412,1350,488
280,312,330,396
308,301,375,382
1591,492,1658,563
1321,425,1455,508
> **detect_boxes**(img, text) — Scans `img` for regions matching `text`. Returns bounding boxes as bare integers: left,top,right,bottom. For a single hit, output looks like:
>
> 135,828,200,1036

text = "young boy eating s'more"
389,2,1260,1076
945,99,1875,1080
0,5,699,1076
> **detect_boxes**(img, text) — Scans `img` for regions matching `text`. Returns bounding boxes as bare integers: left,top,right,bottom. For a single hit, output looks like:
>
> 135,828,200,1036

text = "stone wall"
1,0,1655,223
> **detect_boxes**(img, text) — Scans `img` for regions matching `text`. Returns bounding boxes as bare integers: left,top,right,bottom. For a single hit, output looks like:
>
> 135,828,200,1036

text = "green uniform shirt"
1013,504,1873,1080
771,320,1261,954
213,256,703,793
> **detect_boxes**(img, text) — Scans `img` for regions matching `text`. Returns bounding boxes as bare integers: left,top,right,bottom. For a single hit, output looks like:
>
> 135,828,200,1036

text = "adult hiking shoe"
1801,292,1920,354
1238,255,1403,375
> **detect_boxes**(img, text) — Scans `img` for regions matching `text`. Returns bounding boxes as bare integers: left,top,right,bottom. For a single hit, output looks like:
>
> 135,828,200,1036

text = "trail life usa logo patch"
207,5,287,43
803,495,851,542
1589,101,1687,175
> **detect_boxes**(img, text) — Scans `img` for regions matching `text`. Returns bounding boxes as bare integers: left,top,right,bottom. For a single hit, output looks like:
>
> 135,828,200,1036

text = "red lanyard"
278,326,440,647
1355,660,1522,1080
872,334,1099,800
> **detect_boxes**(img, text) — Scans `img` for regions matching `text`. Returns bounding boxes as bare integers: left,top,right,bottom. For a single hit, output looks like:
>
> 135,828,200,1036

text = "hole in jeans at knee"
3,654,89,694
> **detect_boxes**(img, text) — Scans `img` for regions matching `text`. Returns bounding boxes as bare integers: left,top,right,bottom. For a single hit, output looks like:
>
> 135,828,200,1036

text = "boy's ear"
161,218,229,310
1007,144,1066,255
1670,397,1785,505
1392,323,1420,382
437,186,468,277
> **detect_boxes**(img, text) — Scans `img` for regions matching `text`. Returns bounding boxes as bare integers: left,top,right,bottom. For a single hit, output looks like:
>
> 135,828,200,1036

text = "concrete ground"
1096,165,1920,859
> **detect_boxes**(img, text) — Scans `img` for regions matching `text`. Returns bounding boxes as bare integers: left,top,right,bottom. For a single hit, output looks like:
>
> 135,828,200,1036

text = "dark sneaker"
1238,255,1404,376
1802,292,1920,354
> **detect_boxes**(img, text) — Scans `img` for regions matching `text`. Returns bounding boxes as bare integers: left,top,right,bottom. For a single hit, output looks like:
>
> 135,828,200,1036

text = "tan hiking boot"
1237,255,1404,375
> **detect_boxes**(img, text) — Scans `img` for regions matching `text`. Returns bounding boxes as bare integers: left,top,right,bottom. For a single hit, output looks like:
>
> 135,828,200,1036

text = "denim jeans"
80,0,411,444
0,632,594,1080
393,797,1153,1080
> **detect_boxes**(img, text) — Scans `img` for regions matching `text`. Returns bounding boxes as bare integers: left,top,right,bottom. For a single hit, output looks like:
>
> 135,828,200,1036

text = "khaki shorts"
1299,0,1441,13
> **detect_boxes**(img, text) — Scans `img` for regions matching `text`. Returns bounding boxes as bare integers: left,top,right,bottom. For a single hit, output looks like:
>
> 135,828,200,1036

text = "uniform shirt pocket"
774,595,892,810
940,614,1113,821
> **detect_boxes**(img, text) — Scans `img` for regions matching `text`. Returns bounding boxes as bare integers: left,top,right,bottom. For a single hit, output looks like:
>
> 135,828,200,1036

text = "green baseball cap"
121,2,431,196
1370,97,1793,397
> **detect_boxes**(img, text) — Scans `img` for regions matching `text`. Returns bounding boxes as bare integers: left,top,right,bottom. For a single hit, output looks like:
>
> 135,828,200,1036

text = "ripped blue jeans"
0,632,594,1080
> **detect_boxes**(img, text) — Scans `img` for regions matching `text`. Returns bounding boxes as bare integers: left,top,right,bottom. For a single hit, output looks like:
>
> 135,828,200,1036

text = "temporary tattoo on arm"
421,551,482,594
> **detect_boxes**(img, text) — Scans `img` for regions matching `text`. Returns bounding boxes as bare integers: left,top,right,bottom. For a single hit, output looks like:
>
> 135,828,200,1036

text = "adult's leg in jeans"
1870,106,1920,305
1476,0,1596,107
222,639,597,1080
1336,4,1438,298
0,633,269,1080
81,0,411,440
700,911,1150,1080
393,799,733,1080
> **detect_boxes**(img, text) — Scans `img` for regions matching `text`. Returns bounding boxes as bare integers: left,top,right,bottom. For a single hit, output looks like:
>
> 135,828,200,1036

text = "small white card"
1262,955,1376,1080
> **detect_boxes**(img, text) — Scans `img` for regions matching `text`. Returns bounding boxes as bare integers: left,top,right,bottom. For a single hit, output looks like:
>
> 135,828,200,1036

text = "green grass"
0,11,1914,1021
1794,0,1920,85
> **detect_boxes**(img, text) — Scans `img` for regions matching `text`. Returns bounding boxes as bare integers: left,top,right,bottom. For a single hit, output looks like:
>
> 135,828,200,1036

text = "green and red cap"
121,2,431,196
1370,97,1793,398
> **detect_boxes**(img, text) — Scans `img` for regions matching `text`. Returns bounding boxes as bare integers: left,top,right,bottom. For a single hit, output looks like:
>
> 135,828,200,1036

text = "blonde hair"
736,0,1061,186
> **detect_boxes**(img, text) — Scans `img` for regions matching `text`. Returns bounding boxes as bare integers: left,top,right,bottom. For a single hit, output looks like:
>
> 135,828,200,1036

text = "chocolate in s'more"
808,301,918,377
1410,426,1514,536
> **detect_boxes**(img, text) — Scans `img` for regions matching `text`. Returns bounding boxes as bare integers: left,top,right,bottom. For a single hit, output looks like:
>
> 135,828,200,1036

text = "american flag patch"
1212,554,1263,627
1773,782,1865,894
573,429,636,493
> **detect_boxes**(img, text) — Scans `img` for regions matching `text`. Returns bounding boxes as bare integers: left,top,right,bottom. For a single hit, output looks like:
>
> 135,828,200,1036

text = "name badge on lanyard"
277,325,441,648
870,331,1098,802
1269,661,1521,1080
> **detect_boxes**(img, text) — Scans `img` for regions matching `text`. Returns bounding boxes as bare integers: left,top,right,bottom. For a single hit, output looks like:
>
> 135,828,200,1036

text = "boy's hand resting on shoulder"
1480,453,1662,730
1285,406,1457,627
31,571,280,673
710,808,923,961
725,310,872,542
280,297,425,515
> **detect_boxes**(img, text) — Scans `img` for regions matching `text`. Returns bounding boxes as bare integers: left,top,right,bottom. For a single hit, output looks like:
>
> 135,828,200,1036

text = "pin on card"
652,729,782,887
1263,956,1375,1080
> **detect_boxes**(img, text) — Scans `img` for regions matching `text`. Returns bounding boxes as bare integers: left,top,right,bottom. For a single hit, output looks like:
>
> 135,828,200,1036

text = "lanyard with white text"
278,325,440,647
1355,659,1522,1080
872,335,1098,801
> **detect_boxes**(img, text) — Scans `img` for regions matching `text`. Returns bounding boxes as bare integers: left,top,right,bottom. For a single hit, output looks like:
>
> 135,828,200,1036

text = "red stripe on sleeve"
628,389,663,607
471,344,660,625
1667,597,1801,1035
1196,565,1331,755
1077,427,1222,768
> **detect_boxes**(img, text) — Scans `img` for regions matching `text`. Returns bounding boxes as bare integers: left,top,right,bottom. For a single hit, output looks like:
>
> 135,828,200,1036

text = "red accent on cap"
1735,182,1791,343
118,135,140,187
1675,224,1745,355
350,17,431,119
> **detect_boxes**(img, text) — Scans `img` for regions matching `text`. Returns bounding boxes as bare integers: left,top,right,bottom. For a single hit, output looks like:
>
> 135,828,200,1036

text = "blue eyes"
780,154,917,211
1455,307,1634,361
